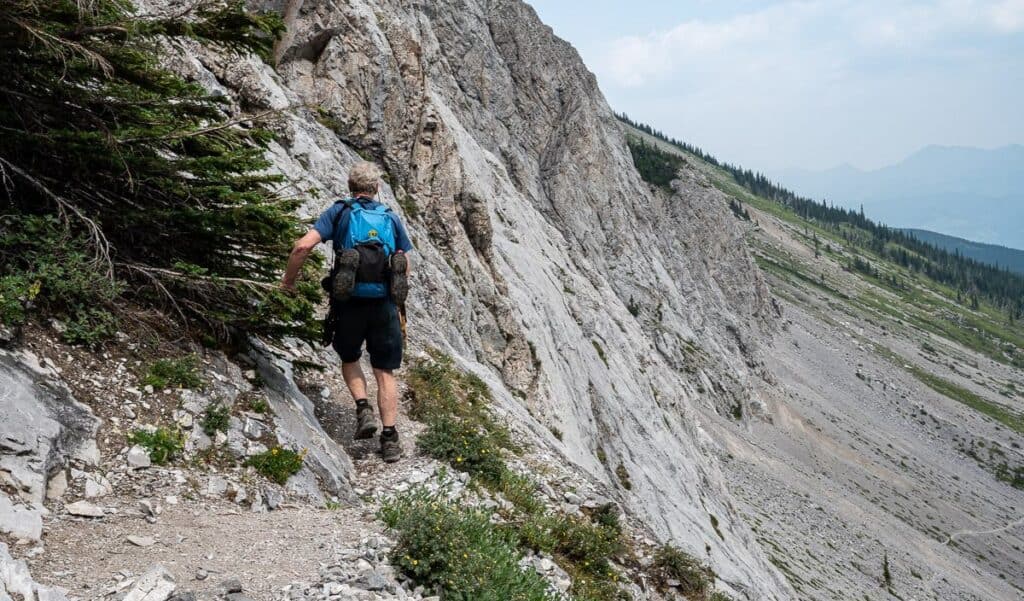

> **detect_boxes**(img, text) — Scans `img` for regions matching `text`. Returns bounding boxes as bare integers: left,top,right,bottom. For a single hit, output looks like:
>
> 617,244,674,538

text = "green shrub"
129,427,184,465
143,355,203,389
590,503,621,533
380,488,557,601
245,447,305,484
248,397,270,414
498,471,546,516
0,216,122,342
418,414,506,484
652,544,711,596
615,463,633,490
626,136,684,191
551,516,624,576
406,350,496,423
511,511,624,580
201,404,230,436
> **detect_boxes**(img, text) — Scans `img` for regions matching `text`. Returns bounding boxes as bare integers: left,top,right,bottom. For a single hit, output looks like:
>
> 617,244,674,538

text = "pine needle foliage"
0,0,321,343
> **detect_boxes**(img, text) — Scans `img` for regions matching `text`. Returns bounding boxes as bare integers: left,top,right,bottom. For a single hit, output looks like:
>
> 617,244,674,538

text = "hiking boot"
380,429,402,463
390,252,409,305
354,404,377,440
333,248,360,302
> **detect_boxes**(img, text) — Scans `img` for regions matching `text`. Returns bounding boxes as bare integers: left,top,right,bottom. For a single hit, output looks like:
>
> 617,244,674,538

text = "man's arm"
281,229,322,291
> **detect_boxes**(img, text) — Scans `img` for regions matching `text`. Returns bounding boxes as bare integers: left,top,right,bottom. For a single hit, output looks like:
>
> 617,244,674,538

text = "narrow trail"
943,515,1024,545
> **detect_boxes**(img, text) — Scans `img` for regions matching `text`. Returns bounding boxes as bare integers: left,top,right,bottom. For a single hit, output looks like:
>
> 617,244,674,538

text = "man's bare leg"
373,368,398,428
342,361,368,400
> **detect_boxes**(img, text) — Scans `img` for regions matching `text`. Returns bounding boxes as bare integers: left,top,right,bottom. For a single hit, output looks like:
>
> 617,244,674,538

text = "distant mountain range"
774,144,1024,250
903,229,1024,275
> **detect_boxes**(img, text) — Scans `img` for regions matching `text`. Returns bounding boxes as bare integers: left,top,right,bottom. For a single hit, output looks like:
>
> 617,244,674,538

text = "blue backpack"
331,198,397,298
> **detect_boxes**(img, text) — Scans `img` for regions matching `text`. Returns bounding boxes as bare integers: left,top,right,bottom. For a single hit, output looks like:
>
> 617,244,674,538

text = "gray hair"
348,161,382,196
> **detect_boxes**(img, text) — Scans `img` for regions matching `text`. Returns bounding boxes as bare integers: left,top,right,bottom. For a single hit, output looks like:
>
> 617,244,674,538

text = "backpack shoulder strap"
329,198,355,249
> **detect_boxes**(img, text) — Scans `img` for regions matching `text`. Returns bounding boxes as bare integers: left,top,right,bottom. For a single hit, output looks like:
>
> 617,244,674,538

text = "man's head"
348,161,382,198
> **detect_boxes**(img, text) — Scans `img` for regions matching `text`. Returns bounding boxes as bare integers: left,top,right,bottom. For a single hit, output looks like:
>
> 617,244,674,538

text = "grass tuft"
652,544,712,596
143,355,203,389
201,404,230,437
129,427,184,465
245,447,306,484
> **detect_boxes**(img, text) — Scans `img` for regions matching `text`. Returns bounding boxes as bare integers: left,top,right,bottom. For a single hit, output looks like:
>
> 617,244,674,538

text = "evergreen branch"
61,25,129,40
116,263,279,291
116,107,283,143
120,262,188,324
7,16,114,77
0,156,114,279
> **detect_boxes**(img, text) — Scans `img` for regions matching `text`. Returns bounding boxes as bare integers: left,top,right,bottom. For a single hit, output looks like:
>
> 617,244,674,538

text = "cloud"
602,0,1024,88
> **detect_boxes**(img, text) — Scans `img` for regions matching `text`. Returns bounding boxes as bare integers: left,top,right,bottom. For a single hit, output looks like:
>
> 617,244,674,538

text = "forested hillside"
904,229,1024,276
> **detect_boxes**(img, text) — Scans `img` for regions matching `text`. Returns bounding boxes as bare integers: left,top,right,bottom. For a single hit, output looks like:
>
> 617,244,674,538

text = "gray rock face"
251,340,357,503
0,350,99,541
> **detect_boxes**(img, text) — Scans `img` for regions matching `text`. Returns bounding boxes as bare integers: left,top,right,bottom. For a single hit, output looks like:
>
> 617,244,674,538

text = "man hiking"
281,161,412,463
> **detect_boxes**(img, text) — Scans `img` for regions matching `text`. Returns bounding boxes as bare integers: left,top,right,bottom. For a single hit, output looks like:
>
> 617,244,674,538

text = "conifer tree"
1,0,320,343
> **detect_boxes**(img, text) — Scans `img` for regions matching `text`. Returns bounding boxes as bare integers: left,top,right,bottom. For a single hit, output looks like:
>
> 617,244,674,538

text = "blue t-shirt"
313,198,413,253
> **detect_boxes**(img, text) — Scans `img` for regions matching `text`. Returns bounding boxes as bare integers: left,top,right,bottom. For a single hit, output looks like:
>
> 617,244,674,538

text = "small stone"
263,487,283,510
173,410,194,429
139,499,158,517
563,492,584,505
221,577,243,594
66,500,104,518
143,385,154,394
123,565,175,601
205,476,228,498
362,570,388,591
667,578,681,588
85,474,112,498
195,569,208,581
537,557,554,572
242,418,264,440
46,470,68,500
127,445,152,469
127,535,156,547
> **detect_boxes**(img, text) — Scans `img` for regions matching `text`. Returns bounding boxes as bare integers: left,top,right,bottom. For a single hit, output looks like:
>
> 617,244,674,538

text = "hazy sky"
526,0,1024,171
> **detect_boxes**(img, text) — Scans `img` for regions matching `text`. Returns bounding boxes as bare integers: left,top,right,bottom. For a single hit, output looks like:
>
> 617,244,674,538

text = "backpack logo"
369,229,378,238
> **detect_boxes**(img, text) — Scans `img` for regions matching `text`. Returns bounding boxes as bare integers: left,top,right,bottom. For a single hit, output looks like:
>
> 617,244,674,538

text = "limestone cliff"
162,0,789,596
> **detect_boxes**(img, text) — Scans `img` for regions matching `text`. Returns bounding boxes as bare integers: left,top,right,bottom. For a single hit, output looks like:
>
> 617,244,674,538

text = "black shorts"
332,299,403,370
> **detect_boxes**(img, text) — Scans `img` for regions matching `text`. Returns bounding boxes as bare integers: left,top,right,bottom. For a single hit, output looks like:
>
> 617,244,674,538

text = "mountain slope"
904,228,1024,275
2,0,791,599
622,120,1024,600
774,145,1024,248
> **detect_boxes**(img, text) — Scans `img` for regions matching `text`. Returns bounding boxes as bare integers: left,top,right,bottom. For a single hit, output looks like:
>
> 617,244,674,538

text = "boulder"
123,565,176,601
0,542,68,601
0,350,98,541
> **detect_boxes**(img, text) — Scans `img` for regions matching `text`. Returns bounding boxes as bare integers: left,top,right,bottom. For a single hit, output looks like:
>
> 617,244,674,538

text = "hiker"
281,161,413,463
